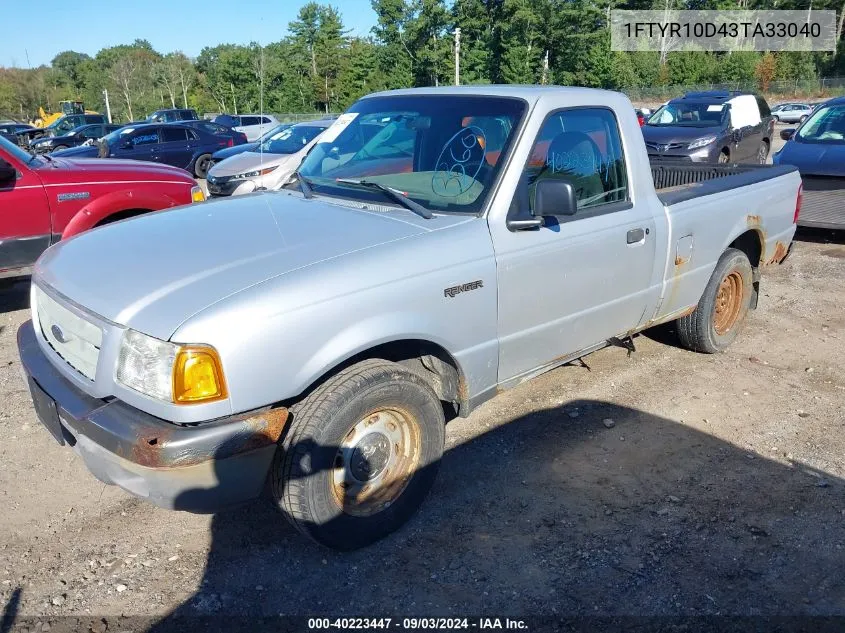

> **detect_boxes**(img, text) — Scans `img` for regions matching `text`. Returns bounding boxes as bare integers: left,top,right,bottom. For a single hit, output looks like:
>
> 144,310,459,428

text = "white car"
212,114,280,141
206,120,331,197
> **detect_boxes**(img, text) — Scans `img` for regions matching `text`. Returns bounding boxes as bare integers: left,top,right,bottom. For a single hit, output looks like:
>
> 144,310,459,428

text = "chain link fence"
625,77,845,105
202,112,339,123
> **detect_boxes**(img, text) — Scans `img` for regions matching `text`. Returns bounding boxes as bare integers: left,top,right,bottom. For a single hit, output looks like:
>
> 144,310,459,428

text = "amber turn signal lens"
172,346,227,404
191,185,206,203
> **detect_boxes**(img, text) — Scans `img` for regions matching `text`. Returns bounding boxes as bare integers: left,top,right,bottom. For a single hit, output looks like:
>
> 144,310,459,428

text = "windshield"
258,123,292,142
259,125,324,154
647,101,728,128
48,118,78,135
297,95,527,214
0,135,36,164
795,105,845,143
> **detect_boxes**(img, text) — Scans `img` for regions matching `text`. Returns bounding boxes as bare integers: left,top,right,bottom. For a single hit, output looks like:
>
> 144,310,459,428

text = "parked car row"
51,121,246,178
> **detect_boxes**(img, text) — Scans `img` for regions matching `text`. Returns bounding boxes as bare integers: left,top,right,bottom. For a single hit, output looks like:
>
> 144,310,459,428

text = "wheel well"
730,229,763,268
295,340,466,421
729,229,763,308
720,147,730,158
94,208,152,227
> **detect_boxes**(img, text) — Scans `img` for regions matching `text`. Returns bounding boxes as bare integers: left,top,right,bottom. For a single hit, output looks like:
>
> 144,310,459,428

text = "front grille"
646,141,688,152
799,177,845,228
34,286,102,380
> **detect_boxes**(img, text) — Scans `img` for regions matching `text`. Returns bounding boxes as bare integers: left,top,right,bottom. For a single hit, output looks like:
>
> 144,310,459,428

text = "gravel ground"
4,137,845,630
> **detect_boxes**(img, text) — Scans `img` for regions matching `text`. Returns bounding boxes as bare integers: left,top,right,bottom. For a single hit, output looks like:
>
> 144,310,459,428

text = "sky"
0,0,378,68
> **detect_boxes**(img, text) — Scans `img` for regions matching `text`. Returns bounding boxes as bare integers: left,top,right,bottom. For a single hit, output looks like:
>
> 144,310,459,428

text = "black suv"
147,109,199,123
642,91,775,164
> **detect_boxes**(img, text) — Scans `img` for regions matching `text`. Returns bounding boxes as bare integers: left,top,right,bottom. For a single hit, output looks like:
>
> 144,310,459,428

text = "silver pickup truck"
18,86,801,550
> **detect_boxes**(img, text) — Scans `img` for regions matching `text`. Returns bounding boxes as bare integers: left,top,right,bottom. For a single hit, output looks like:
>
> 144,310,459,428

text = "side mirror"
0,160,17,184
780,128,796,141
534,178,578,217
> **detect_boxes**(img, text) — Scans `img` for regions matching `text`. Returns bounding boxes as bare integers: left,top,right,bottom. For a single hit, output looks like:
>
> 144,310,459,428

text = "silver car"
771,102,813,124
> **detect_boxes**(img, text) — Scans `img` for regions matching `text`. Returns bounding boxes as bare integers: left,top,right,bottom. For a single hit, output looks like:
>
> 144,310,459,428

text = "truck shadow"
0,279,29,314
148,398,845,629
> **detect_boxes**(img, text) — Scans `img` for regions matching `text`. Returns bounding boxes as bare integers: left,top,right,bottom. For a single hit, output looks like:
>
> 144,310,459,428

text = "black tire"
677,248,753,354
718,149,730,164
194,154,213,179
772,115,780,123
757,141,769,164
271,359,445,550
799,115,808,124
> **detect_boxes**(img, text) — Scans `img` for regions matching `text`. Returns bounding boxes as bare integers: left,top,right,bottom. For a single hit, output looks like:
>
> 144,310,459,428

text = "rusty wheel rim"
713,270,744,335
331,407,422,517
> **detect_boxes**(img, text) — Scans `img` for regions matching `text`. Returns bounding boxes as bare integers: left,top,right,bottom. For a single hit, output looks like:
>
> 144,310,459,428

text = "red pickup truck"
0,137,204,279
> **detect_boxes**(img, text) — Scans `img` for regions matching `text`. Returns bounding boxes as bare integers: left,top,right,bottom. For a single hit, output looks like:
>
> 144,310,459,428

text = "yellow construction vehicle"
34,101,99,128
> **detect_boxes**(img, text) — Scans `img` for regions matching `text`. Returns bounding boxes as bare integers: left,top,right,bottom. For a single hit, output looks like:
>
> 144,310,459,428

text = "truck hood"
773,140,845,177
641,124,723,145
33,156,195,185
35,193,464,340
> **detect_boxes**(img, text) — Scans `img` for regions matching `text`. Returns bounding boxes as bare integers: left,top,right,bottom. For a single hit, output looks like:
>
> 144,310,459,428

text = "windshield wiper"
295,170,315,199
334,178,433,219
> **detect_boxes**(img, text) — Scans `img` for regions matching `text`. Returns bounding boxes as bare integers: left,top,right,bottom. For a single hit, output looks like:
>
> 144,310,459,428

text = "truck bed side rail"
651,160,799,206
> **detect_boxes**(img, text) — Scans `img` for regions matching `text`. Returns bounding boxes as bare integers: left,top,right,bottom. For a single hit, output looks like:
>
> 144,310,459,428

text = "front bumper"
18,320,287,512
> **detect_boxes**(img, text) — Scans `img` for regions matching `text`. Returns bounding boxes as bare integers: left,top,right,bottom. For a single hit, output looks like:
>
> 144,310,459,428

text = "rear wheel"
757,141,769,164
271,359,445,550
677,248,753,354
194,154,213,179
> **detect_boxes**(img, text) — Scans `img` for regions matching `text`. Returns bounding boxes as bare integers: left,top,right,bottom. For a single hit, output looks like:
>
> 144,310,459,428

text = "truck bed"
651,161,799,206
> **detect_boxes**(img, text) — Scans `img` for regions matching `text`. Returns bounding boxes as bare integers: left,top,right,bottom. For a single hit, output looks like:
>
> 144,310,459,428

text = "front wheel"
799,115,808,124
718,149,730,164
677,248,753,354
194,154,213,179
271,359,445,550
757,141,769,164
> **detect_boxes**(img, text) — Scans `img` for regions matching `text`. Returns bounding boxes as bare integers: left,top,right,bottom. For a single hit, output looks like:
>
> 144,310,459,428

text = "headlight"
115,329,227,404
232,165,278,180
688,136,716,150
191,185,205,203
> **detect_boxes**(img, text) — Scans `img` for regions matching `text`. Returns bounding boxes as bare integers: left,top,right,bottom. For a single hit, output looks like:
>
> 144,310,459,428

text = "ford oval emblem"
51,324,69,344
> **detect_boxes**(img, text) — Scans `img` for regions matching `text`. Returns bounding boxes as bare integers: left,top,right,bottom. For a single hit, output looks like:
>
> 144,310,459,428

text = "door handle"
627,228,645,244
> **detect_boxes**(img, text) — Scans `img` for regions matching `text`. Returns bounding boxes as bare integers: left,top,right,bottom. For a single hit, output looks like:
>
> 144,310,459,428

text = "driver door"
491,108,661,384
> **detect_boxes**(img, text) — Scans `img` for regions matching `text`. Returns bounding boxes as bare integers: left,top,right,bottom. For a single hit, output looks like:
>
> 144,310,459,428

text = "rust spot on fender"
765,241,789,266
131,407,289,469
746,214,762,226
674,255,689,266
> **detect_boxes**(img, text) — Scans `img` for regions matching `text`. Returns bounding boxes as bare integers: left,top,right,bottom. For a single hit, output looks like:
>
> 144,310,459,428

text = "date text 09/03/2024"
307,618,528,630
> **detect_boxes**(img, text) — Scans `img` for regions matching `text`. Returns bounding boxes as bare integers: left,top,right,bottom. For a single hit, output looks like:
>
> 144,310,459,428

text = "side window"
524,108,628,213
261,116,272,124
241,116,259,126
161,127,188,142
82,126,102,139
132,130,160,145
